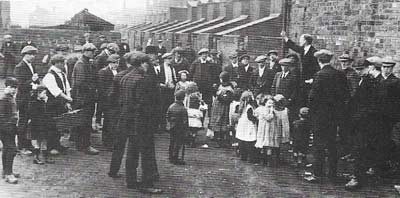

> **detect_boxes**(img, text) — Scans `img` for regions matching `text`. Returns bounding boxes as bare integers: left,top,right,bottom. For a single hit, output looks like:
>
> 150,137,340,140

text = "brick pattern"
289,0,400,59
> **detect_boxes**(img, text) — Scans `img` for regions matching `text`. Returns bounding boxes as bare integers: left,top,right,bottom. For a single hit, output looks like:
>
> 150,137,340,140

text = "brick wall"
169,7,188,21
289,0,400,59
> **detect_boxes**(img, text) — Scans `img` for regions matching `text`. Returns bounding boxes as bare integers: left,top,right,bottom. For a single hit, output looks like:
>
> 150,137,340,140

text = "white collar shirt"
23,59,35,74
258,67,265,77
282,71,290,78
304,45,311,55
42,66,71,97
244,64,250,72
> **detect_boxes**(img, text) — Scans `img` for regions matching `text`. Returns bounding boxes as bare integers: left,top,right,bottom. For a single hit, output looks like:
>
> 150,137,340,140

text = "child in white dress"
235,91,258,162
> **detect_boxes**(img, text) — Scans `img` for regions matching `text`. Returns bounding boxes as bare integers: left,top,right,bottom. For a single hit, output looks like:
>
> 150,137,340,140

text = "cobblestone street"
0,129,398,198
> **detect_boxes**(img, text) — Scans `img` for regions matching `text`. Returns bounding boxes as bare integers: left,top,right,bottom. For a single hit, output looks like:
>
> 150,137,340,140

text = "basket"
53,109,85,132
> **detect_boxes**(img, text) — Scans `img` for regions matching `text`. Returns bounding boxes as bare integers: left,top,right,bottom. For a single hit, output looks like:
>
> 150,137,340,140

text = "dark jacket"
166,101,188,132
349,74,380,121
237,64,254,89
118,42,130,55
343,67,361,99
0,93,18,133
14,60,39,104
285,40,319,80
308,65,349,125
27,99,53,137
271,70,300,102
171,57,190,75
190,58,219,87
1,42,17,62
157,46,167,56
98,67,116,107
269,59,282,73
71,55,97,109
223,63,239,83
250,67,276,95
376,74,400,122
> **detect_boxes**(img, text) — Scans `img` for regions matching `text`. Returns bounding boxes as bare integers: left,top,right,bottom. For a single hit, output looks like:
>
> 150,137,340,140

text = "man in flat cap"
94,35,108,51
337,53,361,160
190,48,219,108
267,50,282,73
118,52,162,193
14,45,40,154
171,47,190,77
237,54,253,89
108,52,136,178
0,35,18,78
158,52,177,129
223,52,240,84
71,43,99,155
97,54,120,148
271,58,300,123
42,54,73,155
305,49,349,182
250,55,276,95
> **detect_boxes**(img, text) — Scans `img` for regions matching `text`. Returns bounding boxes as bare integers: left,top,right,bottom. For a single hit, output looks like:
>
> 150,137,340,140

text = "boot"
33,149,44,165
44,150,55,164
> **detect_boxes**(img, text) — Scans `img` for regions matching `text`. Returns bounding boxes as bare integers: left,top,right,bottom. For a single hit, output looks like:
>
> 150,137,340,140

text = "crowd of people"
0,29,399,195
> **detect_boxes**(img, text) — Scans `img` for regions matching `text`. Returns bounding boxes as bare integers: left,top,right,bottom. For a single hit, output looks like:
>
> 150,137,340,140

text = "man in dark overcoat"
237,54,254,90
250,55,275,96
108,53,135,178
344,56,383,189
190,48,219,107
97,54,120,147
71,43,99,155
223,52,240,85
271,58,300,122
337,54,361,158
305,49,349,182
1,35,18,78
118,52,162,193
14,46,40,153
266,50,282,73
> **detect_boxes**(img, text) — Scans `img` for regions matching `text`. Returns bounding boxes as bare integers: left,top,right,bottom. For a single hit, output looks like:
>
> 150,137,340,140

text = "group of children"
166,70,312,167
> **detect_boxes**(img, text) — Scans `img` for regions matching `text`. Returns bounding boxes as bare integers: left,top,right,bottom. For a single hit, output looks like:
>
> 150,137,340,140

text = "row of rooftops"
124,13,280,36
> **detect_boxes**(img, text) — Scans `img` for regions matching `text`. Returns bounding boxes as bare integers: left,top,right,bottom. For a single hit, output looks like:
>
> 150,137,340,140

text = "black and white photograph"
0,0,400,197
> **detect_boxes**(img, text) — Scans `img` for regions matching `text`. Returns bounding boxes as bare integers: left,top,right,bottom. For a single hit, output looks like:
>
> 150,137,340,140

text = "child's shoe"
4,175,18,184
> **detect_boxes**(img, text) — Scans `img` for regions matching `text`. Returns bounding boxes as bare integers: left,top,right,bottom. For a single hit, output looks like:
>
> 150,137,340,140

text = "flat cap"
158,39,163,43
273,94,286,102
172,47,184,54
82,43,97,51
314,49,334,59
338,54,353,62
178,70,189,75
366,56,382,66
239,54,250,61
267,50,278,56
198,48,209,55
381,56,396,67
174,89,186,100
255,55,268,63
107,43,120,52
21,45,38,55
55,44,69,52
50,54,65,63
98,35,106,38
129,51,150,64
4,77,18,88
3,34,12,39
107,54,120,63
299,107,310,116
229,52,238,59
162,52,173,59
100,43,109,50
279,58,294,66
83,33,91,37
